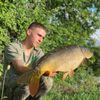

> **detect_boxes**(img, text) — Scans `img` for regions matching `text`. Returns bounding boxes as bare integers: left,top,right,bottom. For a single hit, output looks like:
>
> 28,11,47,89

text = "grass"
43,92,100,100
42,67,100,100
0,67,100,100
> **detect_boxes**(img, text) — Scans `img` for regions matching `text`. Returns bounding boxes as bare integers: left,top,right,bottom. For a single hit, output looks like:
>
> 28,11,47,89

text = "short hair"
28,22,47,32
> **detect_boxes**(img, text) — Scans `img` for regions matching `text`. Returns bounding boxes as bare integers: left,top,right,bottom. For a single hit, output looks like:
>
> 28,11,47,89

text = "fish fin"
69,70,74,77
62,72,68,80
43,71,50,76
17,70,34,84
29,74,40,96
43,71,56,77
48,71,53,77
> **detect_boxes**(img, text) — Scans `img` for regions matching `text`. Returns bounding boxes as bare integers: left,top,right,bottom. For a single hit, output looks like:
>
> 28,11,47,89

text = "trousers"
3,76,53,100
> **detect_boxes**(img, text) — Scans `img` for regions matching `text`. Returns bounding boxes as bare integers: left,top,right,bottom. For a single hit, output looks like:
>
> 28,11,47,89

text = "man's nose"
39,37,43,42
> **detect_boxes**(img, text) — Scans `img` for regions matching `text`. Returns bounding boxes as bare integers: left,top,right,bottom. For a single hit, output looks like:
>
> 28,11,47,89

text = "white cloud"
95,41,100,46
91,29,100,46
91,29,100,40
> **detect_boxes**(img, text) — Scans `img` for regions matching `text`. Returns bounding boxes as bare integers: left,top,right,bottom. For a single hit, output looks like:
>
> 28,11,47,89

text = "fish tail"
29,73,41,96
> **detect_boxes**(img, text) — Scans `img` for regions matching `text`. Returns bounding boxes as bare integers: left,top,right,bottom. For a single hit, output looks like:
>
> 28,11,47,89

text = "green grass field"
43,92,100,100
43,68,100,100
43,81,100,100
0,67,100,100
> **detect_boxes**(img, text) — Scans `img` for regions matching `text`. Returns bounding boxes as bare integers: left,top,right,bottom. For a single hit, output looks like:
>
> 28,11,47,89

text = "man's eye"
38,34,41,37
37,33,42,37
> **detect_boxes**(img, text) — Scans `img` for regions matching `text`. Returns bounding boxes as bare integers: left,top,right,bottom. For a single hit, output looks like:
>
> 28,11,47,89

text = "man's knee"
33,76,53,99
13,85,30,100
40,76,53,93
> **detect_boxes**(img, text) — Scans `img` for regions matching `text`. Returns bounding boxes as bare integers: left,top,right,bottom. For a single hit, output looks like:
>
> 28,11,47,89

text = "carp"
17,45,93,96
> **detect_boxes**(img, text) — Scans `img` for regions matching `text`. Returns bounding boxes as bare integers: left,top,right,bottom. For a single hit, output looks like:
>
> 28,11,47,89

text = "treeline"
0,0,100,76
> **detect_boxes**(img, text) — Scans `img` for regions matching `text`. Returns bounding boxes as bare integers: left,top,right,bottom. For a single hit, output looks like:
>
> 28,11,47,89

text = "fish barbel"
17,45,93,96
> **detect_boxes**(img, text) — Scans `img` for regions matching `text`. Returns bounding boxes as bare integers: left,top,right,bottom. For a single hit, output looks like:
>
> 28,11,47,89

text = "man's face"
27,27,46,48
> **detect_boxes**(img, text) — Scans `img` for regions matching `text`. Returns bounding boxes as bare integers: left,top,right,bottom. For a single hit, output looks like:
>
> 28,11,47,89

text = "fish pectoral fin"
69,70,74,77
62,72,68,80
43,71,50,76
29,75,40,96
43,71,57,77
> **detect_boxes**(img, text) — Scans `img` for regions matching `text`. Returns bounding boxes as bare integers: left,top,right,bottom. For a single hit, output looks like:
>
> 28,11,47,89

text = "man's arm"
11,59,32,74
4,43,32,74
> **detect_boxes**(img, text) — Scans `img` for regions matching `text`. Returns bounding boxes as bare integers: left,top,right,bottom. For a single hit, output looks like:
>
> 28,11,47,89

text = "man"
3,22,55,100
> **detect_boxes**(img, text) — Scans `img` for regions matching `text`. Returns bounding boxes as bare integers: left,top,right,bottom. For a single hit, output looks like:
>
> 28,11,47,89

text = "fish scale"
17,45,93,96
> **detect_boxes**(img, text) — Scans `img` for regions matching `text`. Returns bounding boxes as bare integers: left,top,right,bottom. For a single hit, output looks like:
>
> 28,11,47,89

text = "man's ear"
27,29,32,36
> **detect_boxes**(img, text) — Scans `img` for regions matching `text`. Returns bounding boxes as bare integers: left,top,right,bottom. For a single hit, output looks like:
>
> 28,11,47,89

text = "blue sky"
91,29,100,46
92,29,100,40
88,5,100,46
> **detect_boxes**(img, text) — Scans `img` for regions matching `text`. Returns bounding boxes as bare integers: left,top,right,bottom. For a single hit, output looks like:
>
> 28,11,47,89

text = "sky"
91,29,100,46
89,5,100,46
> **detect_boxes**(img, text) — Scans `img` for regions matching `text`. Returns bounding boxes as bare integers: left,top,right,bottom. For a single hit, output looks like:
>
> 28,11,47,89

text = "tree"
0,0,100,75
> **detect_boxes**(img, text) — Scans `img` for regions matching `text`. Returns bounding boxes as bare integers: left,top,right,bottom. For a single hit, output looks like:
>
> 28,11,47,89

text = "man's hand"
43,71,57,77
49,71,57,77
11,59,31,74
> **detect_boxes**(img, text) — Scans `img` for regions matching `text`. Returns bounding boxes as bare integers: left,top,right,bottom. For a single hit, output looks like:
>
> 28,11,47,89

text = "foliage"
0,0,100,52
0,64,3,77
91,46,100,76
0,0,100,99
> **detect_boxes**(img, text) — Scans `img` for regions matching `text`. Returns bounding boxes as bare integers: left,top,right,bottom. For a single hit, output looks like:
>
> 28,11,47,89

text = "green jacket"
3,40,44,79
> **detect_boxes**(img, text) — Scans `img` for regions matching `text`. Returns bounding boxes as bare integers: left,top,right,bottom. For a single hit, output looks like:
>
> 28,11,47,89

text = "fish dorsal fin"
68,70,74,77
62,72,68,80
62,70,75,80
